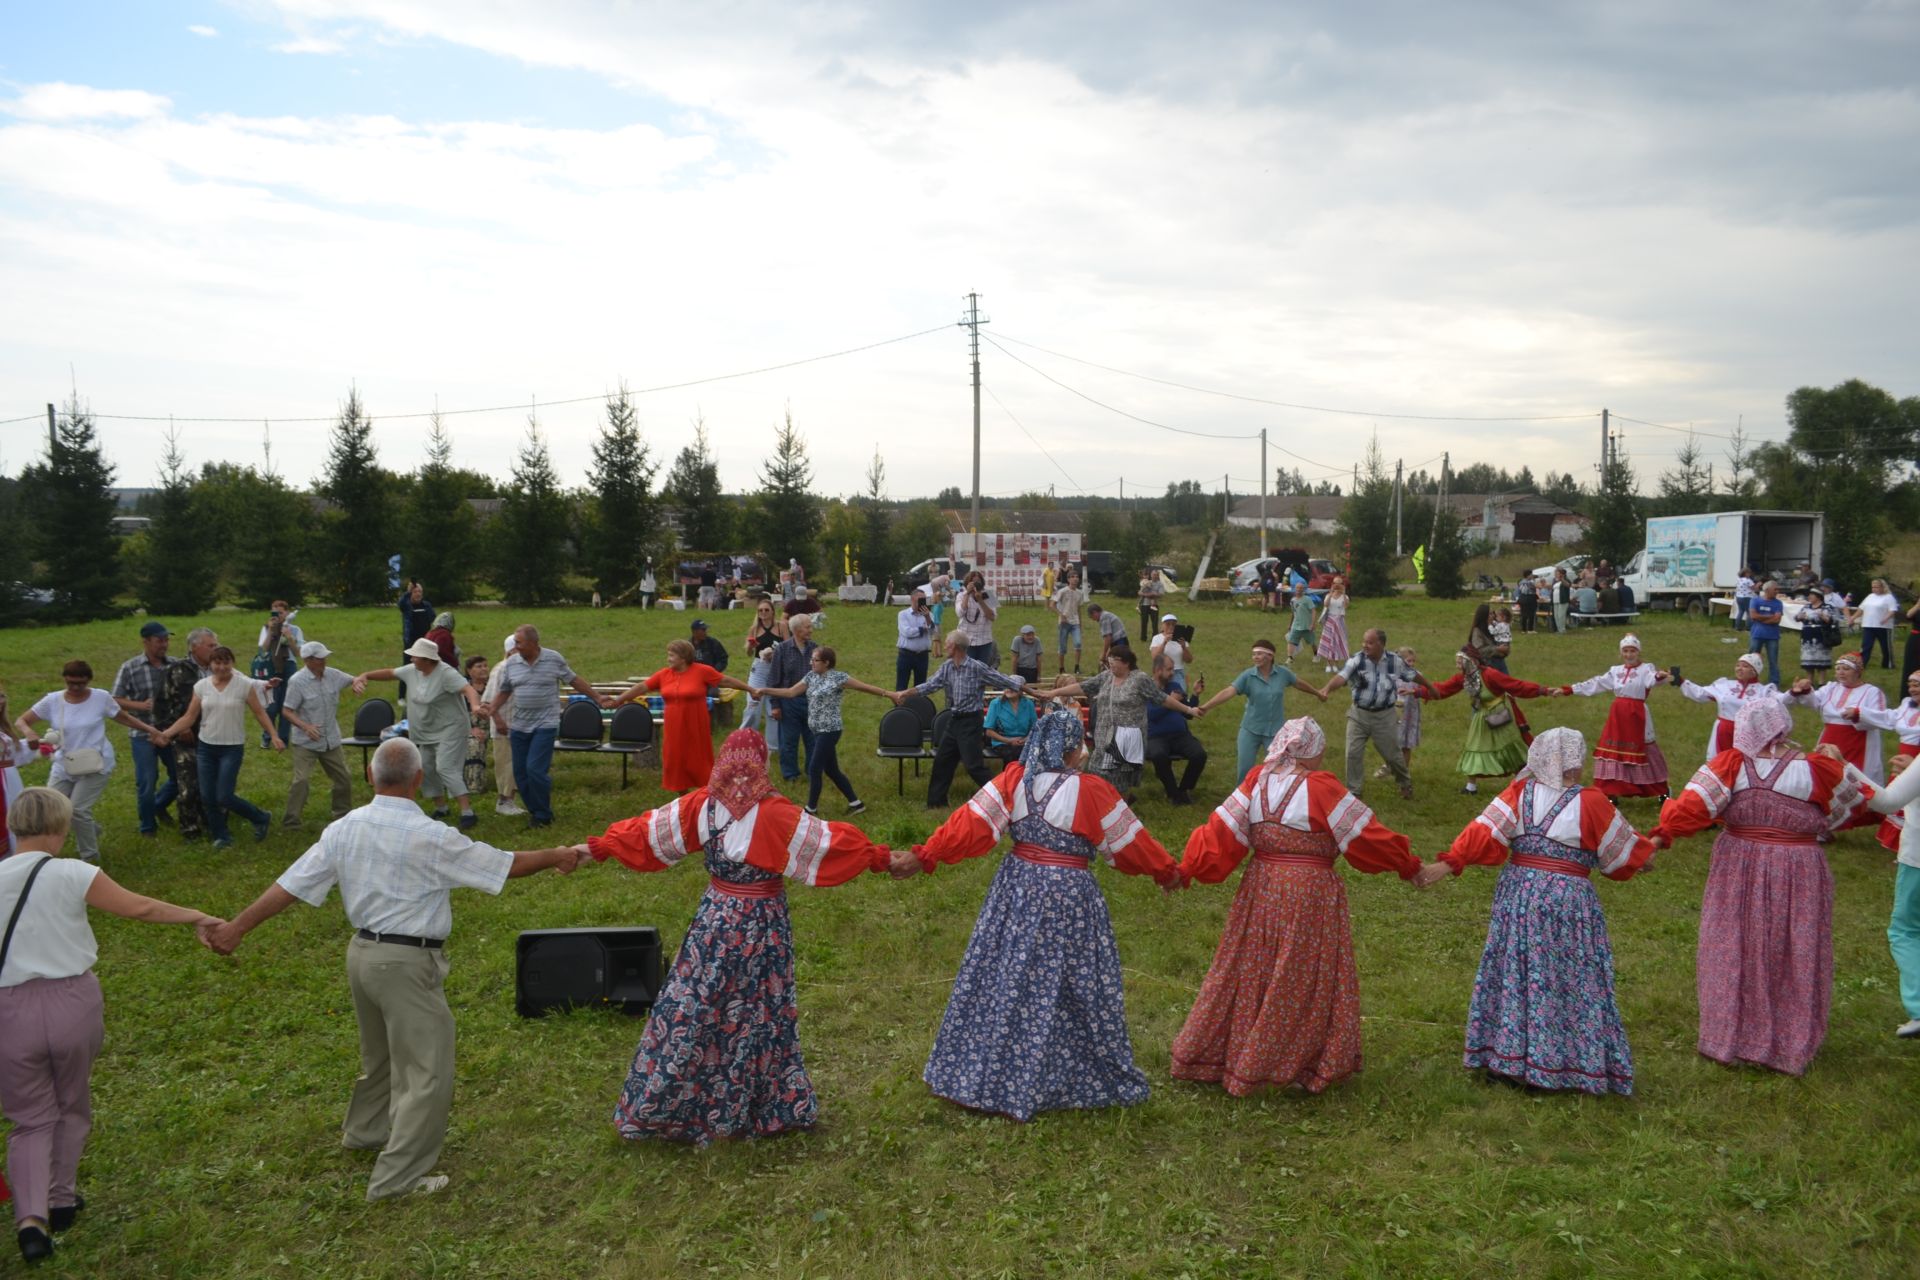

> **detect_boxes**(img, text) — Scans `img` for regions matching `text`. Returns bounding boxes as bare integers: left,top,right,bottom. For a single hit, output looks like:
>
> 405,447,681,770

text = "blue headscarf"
1020,708,1085,804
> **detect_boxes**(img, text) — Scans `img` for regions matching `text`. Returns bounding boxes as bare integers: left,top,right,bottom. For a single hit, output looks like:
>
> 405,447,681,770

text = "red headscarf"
708,729,778,820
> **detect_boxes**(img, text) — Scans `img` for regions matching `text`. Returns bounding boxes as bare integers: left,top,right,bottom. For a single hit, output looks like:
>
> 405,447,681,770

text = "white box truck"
1619,510,1824,616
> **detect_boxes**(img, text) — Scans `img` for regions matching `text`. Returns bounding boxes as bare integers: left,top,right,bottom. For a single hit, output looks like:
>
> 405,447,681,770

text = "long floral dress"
1658,750,1864,1074
1441,778,1655,1094
1172,766,1418,1094
915,754,1181,1121
1315,592,1350,665
585,786,891,1144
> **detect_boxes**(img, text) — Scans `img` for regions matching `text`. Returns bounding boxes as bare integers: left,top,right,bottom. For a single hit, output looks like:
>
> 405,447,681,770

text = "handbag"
0,854,55,982
58,700,105,777
1482,696,1514,729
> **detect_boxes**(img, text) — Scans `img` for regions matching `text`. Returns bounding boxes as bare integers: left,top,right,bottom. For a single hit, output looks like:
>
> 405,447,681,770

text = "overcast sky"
2,1,1915,501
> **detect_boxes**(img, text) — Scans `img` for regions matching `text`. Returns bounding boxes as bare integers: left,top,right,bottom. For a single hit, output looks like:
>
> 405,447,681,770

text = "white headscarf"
1524,727,1586,787
1263,717,1326,776
1619,633,1641,651
1733,698,1794,758
1736,654,1764,679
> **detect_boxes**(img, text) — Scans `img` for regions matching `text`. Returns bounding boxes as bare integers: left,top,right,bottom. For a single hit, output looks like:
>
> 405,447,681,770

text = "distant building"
1228,492,1589,546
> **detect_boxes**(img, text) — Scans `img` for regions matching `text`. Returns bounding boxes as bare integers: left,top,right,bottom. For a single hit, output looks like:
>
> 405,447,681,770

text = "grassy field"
3,594,1917,1278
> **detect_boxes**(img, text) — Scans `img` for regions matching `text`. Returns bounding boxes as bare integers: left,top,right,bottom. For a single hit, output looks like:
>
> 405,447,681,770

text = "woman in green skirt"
1419,647,1560,795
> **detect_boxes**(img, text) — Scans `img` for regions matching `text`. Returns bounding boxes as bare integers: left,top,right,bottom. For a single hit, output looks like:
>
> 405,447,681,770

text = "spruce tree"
857,448,896,586
1587,446,1642,568
141,426,216,615
751,409,822,571
189,462,307,607
1422,506,1468,599
662,415,730,550
316,385,393,604
20,395,123,621
587,386,659,600
402,412,479,602
1336,437,1396,597
493,416,572,605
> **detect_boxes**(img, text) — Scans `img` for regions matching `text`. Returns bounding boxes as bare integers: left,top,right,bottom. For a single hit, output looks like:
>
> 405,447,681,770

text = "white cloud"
271,35,349,54
1,82,171,122
187,24,219,37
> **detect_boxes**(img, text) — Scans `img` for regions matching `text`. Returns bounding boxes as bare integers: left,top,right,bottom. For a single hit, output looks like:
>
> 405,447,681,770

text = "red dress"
1172,766,1418,1094
648,663,725,791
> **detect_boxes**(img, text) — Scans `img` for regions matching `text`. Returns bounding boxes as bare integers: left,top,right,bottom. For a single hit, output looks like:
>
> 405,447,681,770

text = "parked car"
901,557,972,592
1530,553,1590,583
1229,553,1336,597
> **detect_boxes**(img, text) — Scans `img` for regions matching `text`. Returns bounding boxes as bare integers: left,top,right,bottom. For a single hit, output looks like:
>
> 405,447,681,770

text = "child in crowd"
1488,607,1514,674
1378,646,1424,780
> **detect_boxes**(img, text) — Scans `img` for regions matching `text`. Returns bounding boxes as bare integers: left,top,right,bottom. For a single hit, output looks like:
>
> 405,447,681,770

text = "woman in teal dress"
1198,639,1330,780
1419,647,1559,794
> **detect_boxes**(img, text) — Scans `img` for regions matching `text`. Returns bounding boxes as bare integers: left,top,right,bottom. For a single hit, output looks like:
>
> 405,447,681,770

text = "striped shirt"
908,656,1026,715
1338,651,1416,712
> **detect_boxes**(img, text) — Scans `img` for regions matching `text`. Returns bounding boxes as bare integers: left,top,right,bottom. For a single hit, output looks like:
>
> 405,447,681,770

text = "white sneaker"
1462,781,1478,794
409,1174,450,1196
1897,1019,1920,1039
496,800,525,817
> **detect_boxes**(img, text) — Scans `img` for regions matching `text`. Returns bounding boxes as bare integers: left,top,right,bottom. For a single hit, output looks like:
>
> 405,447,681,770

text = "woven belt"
1012,842,1092,869
1511,853,1590,879
1723,826,1817,846
709,876,784,899
355,929,443,949
1252,851,1337,868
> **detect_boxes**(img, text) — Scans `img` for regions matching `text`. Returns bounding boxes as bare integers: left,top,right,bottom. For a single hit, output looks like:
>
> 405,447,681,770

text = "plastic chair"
597,704,655,788
343,698,395,772
875,707,934,794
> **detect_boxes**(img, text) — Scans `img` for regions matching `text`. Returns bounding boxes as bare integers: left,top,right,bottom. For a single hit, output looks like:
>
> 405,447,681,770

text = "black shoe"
846,799,866,815
155,808,175,826
17,1225,52,1263
251,816,271,842
50,1197,84,1232
458,812,478,831
1170,791,1193,806
137,828,157,838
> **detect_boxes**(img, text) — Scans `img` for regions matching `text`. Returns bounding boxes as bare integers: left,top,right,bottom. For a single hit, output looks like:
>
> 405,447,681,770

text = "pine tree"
586,386,659,600
140,425,216,615
750,409,823,571
402,412,479,602
0,473,29,625
493,416,572,605
1588,445,1642,568
1422,507,1468,599
1335,436,1395,597
316,385,393,604
661,415,731,551
19,395,123,621
857,448,896,586
1657,433,1714,515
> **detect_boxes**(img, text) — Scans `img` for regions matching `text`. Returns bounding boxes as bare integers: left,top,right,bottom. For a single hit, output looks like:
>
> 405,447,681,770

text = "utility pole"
1600,407,1610,476
1431,451,1450,543
1119,477,1124,514
1222,473,1230,525
962,293,989,569
1259,429,1269,559
46,402,56,454
1394,457,1403,557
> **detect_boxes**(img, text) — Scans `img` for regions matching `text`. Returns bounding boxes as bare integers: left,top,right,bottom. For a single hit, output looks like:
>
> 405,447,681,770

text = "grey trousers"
1345,705,1410,796
344,937,456,1200
286,744,353,823
50,770,111,862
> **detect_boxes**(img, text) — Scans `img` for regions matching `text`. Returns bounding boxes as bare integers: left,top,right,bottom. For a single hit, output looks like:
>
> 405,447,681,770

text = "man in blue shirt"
1748,580,1785,685
1144,652,1206,804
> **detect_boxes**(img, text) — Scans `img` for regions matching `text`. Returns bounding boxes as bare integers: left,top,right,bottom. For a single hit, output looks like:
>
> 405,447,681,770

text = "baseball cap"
691,619,708,630
139,621,170,638
1019,624,1036,635
300,641,331,659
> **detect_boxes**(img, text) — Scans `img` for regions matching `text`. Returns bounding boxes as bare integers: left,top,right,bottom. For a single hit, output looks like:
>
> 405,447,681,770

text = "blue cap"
690,618,708,629
140,621,170,638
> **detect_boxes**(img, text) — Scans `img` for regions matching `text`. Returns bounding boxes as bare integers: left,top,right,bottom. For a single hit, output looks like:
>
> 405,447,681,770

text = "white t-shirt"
1149,632,1189,675
31,689,118,779
1860,592,1898,629
195,675,265,746
1051,585,1085,625
0,854,101,986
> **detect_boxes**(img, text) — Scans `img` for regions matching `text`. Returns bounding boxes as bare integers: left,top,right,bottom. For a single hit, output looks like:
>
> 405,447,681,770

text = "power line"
991,331,1597,423
981,334,1263,443
23,325,954,426
983,384,1083,493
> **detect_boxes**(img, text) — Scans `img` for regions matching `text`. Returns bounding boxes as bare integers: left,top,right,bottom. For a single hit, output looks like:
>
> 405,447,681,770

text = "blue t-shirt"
984,695,1036,742
1748,597,1783,641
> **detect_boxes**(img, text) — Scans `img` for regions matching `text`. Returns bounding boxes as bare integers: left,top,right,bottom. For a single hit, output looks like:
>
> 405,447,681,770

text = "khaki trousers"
343,937,455,1200
1345,704,1410,796
286,744,353,824
491,735,516,802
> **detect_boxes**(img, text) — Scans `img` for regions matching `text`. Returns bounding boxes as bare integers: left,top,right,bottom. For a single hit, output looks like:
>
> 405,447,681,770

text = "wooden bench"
1569,611,1641,627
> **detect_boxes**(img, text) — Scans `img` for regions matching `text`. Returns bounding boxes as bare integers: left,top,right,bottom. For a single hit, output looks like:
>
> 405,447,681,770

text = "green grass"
4,597,1918,1278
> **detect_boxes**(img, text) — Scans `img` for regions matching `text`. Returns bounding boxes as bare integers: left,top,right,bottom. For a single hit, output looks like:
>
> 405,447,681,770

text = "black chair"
875,707,934,794
930,709,952,753
597,703,655,788
902,692,937,741
555,699,605,754
343,697,395,772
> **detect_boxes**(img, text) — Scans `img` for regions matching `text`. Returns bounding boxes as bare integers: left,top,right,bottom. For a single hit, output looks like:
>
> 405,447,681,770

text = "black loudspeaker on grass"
515,927,663,1018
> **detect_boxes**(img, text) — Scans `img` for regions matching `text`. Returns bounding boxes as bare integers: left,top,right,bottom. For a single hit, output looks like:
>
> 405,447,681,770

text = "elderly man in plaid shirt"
897,630,1028,808
111,621,185,836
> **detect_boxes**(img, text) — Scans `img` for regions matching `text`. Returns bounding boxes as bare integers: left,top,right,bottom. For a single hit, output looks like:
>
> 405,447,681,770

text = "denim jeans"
1733,598,1750,631
806,728,857,810
130,735,178,833
775,695,813,780
1755,636,1782,686
197,742,269,842
510,726,558,825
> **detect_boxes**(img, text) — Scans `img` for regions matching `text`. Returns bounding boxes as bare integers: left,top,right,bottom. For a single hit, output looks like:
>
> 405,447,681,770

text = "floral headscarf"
1262,717,1326,776
1733,697,1794,759
708,729,779,820
1455,647,1484,700
1524,727,1586,786
1020,709,1086,806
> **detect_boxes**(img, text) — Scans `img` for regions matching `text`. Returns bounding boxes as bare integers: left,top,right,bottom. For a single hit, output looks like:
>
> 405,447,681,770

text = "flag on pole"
1412,544,1427,583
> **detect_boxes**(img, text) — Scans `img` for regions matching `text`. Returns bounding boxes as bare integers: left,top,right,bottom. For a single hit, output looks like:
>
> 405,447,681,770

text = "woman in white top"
159,645,283,848
1856,578,1900,671
1148,614,1193,686
0,690,42,857
0,787,221,1263
14,661,165,864
1676,653,1786,760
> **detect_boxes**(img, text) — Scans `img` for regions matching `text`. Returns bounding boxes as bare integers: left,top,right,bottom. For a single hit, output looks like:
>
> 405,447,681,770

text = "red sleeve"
1179,773,1260,884
1656,750,1743,840
1805,752,1872,827
916,766,1021,872
1578,788,1656,880
586,792,705,872
694,663,724,690
1071,772,1181,887
1303,771,1419,878
1419,673,1465,701
643,667,667,693
1441,778,1528,872
742,793,890,885
1482,668,1555,699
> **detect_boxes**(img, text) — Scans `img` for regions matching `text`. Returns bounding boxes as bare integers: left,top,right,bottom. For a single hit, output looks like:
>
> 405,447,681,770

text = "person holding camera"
1149,614,1194,689
895,588,937,690
254,600,302,747
957,570,1000,669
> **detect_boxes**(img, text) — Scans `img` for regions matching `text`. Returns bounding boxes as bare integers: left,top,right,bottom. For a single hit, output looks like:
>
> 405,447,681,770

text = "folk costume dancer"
1418,648,1558,795
1789,652,1886,784
1851,673,1920,853
1676,653,1783,759
579,731,898,1144
1655,700,1867,1075
1422,728,1658,1095
907,711,1182,1122
1170,718,1422,1095
1564,634,1672,799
